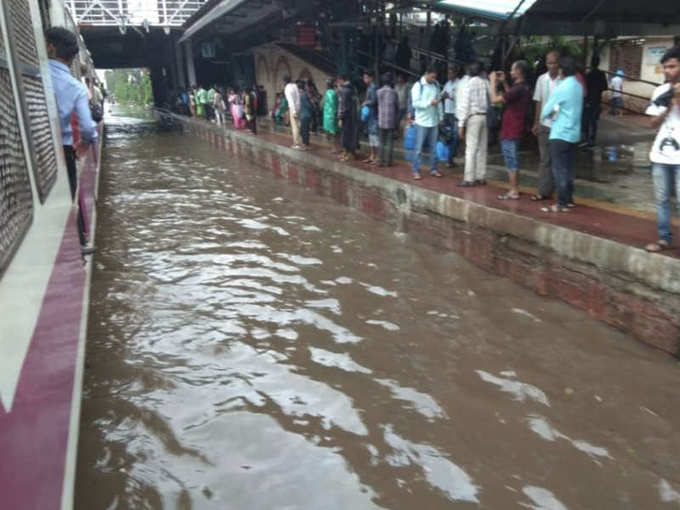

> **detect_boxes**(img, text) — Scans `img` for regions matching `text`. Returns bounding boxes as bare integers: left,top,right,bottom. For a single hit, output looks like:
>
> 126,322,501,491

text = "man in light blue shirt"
46,27,97,251
540,56,583,211
411,66,444,179
47,28,97,149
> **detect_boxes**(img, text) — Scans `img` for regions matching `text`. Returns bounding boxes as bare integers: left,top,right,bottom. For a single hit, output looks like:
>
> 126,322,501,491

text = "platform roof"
435,0,537,21
431,0,680,35
179,0,279,43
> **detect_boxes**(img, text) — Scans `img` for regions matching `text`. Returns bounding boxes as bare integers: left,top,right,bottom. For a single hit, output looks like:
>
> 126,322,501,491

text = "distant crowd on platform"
171,84,267,135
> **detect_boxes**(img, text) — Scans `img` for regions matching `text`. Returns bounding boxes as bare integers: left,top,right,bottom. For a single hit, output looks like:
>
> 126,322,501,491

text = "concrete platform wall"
175,115,680,357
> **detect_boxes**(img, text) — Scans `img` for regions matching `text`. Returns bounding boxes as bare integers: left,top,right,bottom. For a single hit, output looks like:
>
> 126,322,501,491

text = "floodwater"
76,112,680,509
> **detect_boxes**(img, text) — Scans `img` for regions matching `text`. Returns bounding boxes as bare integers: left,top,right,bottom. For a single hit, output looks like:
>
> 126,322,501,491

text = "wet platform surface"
221,120,673,258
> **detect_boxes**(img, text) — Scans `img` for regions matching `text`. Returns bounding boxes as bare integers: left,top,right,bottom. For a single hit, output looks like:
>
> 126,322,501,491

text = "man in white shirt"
442,66,460,167
609,70,624,116
283,75,302,149
531,50,561,200
456,61,489,186
644,47,680,253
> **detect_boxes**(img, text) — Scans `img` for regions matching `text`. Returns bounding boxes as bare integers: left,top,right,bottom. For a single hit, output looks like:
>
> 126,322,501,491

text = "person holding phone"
410,66,444,180
490,61,530,200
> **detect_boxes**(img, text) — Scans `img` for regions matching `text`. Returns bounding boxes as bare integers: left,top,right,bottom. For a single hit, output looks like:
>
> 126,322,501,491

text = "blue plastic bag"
403,125,417,151
436,140,450,162
361,105,371,122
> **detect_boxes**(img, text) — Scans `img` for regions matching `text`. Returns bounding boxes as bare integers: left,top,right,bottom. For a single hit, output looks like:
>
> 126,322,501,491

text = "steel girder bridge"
70,0,208,32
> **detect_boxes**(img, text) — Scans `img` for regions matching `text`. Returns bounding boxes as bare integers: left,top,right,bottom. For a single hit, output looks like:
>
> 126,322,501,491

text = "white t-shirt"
442,79,458,115
533,72,561,128
284,82,300,115
610,76,623,98
646,83,680,165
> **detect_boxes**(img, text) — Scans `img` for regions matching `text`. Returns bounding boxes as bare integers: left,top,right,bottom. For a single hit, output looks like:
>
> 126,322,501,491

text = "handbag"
403,124,417,150
435,140,450,162
361,104,371,122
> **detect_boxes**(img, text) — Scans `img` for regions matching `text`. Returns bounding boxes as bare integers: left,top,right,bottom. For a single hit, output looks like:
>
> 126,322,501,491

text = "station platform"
243,117,668,257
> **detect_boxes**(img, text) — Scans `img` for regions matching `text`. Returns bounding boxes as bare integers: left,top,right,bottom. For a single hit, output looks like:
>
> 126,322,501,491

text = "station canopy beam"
72,0,209,28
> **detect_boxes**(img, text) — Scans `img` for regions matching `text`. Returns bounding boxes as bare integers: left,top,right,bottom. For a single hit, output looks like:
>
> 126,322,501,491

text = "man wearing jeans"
645,47,680,253
531,51,561,201
540,56,583,213
411,66,443,180
490,60,530,200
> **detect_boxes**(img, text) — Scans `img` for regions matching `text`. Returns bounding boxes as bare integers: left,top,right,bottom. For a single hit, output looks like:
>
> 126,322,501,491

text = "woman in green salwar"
322,78,339,153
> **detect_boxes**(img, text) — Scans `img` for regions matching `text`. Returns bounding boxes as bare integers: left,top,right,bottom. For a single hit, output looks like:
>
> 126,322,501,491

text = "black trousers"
378,128,395,165
63,145,87,246
248,116,257,134
583,102,601,145
300,116,311,146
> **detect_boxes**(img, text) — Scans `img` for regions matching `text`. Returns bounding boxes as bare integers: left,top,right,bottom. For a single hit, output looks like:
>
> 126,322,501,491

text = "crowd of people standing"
173,84,265,135
169,45,680,255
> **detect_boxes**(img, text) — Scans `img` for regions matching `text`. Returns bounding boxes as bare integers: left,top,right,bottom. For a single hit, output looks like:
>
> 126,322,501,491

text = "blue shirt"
541,76,583,143
48,59,97,146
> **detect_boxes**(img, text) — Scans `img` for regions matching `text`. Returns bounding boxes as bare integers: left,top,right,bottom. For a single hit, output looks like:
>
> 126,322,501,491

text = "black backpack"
89,100,103,122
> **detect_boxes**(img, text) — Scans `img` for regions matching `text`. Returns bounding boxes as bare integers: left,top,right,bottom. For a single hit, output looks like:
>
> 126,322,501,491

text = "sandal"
645,240,670,252
530,194,550,201
430,170,443,177
541,204,569,213
413,173,422,180
498,193,520,200
457,181,476,187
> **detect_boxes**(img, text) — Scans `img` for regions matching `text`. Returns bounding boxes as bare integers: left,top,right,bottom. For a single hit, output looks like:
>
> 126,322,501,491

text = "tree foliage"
104,69,154,106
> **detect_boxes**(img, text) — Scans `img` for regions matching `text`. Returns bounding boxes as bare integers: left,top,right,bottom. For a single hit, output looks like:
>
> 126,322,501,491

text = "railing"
601,69,661,114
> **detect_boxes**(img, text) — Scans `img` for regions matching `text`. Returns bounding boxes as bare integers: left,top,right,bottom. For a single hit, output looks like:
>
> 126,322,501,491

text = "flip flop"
497,193,520,200
541,204,569,213
645,240,670,252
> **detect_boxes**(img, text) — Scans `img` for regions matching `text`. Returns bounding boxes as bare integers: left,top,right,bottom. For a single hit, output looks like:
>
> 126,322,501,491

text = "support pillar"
175,41,186,88
185,39,196,87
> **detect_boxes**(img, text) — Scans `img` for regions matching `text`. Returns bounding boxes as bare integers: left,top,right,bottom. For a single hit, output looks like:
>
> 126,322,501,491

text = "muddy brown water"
76,113,680,510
